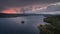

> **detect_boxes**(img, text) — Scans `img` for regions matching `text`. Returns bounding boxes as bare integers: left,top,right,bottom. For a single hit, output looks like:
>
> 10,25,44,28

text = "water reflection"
0,16,46,34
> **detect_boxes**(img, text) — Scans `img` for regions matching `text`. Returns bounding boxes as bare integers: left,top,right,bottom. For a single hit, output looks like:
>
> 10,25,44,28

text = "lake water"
0,16,46,34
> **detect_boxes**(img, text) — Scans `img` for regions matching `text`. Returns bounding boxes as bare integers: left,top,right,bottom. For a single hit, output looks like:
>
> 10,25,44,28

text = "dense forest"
38,16,60,34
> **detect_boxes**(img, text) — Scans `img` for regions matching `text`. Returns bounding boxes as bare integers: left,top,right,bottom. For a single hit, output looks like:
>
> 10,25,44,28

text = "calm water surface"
0,16,46,34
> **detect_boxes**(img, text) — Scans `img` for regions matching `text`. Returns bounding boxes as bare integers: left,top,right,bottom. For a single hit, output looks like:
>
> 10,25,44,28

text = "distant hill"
0,13,60,18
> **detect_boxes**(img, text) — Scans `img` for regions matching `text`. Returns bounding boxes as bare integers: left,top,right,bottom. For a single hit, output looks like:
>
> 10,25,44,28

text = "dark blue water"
0,16,46,34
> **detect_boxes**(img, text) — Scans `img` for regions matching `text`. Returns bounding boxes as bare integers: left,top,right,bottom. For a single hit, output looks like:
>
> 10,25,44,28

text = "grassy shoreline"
38,16,60,34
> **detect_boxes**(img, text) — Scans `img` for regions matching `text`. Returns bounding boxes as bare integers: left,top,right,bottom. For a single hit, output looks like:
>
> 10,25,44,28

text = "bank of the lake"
38,16,60,34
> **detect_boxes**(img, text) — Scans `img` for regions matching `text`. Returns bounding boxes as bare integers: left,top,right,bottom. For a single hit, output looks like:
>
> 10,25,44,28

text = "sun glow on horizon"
2,8,21,14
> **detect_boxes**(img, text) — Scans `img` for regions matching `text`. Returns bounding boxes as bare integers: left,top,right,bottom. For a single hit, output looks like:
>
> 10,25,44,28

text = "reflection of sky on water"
0,16,46,34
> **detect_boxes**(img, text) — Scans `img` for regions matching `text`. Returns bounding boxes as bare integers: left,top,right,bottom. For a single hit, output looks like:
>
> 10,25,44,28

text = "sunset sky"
0,0,60,14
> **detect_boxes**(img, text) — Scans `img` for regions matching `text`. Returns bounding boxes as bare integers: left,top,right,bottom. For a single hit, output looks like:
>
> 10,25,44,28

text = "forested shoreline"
38,16,60,34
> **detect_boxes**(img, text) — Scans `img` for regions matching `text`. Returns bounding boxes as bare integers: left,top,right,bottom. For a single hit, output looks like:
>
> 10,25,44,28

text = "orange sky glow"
2,8,21,14
1,6,46,14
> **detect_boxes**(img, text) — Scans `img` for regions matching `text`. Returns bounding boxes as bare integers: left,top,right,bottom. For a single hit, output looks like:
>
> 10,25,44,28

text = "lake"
0,15,46,34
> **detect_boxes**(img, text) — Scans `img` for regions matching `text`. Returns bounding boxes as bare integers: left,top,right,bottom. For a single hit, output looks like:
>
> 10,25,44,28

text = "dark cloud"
0,0,60,7
46,5,60,11
0,0,60,11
